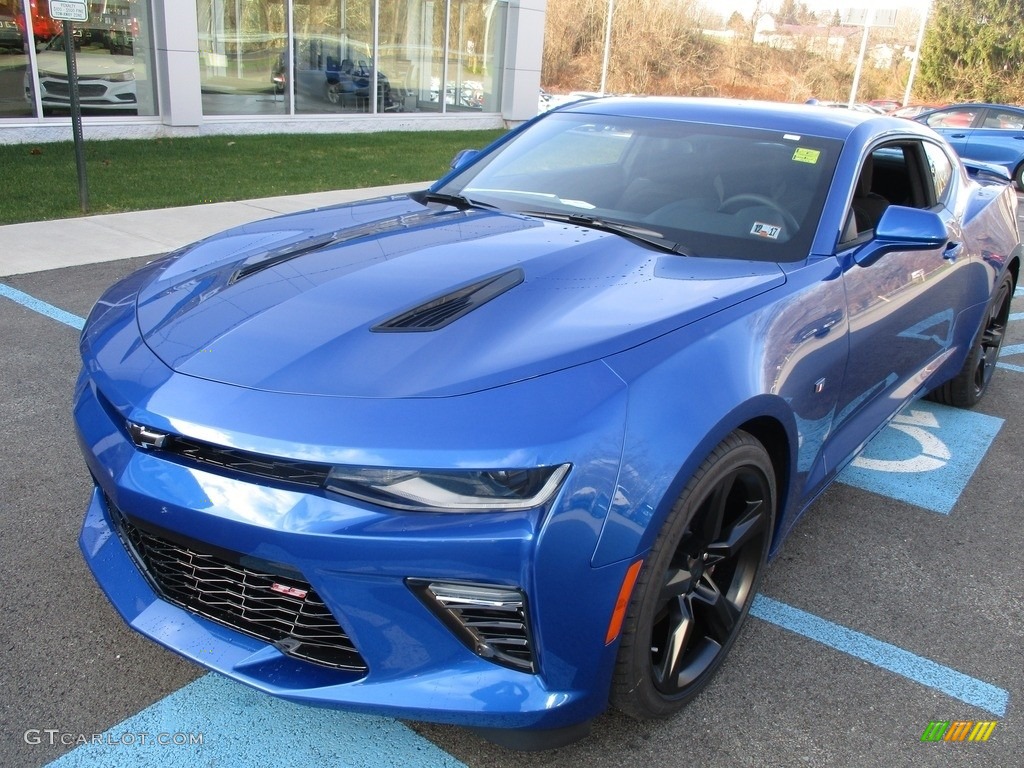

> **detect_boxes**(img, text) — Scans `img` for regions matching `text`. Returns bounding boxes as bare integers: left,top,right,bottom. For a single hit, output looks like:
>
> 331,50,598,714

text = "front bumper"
73,301,634,730
82,486,609,728
38,76,137,110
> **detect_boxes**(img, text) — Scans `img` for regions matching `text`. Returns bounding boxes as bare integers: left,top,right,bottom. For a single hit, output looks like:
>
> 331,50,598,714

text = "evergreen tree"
919,0,1024,102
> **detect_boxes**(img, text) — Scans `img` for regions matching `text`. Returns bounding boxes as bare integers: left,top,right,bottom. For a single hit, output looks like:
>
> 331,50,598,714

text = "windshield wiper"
522,211,692,256
415,190,496,211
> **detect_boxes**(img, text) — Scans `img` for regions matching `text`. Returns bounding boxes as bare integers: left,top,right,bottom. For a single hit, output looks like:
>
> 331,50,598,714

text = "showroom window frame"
23,1,44,118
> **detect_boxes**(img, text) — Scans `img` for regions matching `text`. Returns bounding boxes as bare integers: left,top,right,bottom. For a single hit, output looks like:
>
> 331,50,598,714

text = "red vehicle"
867,98,901,113
15,0,62,41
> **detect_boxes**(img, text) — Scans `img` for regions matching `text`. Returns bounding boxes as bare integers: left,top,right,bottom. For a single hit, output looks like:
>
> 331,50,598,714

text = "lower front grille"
46,81,107,97
411,580,536,673
107,497,366,672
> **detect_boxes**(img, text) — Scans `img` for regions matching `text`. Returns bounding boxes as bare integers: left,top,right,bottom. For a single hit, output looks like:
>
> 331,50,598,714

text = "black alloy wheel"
971,274,1014,397
928,272,1014,408
612,430,775,718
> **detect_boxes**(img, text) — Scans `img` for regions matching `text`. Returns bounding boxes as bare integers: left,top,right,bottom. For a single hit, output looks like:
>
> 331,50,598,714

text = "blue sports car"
75,98,1020,749
915,102,1024,190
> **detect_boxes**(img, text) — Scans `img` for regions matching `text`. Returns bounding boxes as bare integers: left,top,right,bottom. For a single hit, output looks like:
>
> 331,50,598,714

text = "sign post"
48,1,90,213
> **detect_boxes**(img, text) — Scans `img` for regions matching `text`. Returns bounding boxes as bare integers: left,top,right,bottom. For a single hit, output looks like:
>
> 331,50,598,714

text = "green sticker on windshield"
793,148,821,164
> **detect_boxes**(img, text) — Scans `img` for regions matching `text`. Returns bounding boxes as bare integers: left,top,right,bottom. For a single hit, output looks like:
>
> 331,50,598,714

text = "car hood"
35,51,135,77
136,196,786,398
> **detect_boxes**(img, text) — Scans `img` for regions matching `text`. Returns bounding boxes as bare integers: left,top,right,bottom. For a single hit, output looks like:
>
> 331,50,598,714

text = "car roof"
925,102,1024,112
556,96,923,142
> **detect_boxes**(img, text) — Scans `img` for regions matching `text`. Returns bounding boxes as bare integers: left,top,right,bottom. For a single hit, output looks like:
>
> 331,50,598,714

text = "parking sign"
48,1,89,22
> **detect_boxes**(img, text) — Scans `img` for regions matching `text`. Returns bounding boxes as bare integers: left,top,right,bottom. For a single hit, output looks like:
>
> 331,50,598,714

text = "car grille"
107,497,366,672
411,580,536,672
46,81,107,98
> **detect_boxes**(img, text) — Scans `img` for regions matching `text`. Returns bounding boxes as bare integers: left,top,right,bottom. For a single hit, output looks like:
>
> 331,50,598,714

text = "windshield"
437,111,842,261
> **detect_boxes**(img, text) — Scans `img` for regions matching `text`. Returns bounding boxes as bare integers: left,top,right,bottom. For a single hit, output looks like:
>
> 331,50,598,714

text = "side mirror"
853,206,947,266
449,148,479,171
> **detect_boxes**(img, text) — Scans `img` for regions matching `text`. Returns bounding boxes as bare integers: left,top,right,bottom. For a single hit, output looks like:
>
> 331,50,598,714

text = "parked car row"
914,103,1024,190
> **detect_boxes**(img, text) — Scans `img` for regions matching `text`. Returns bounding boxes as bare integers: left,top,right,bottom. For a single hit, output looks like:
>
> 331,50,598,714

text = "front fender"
591,257,849,567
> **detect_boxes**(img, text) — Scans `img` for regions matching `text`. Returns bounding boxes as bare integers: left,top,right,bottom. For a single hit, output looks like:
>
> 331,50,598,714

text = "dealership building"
0,0,545,143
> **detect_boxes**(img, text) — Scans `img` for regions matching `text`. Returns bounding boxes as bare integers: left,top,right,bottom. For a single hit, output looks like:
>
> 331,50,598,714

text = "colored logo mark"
920,720,997,742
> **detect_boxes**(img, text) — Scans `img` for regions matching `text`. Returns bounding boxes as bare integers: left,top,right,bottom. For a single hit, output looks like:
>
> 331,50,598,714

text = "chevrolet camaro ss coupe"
75,98,1020,749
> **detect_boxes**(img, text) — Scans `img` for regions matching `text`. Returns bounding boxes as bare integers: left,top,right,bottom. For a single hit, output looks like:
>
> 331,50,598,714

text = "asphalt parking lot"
2,201,1023,768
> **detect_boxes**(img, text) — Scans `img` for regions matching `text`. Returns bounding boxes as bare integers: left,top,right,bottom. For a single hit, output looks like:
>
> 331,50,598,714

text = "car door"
959,106,1024,172
919,105,983,157
823,139,969,473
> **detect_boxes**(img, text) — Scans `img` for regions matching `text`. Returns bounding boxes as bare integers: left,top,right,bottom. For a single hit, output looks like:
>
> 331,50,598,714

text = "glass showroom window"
197,0,504,116
445,0,504,112
0,0,34,118
291,0,381,114
197,0,288,116
378,0,443,113
6,0,157,119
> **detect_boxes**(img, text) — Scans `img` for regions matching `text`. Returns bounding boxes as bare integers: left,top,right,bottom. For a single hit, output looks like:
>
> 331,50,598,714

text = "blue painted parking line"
751,595,1009,716
1011,312,1023,322
999,342,1024,373
45,674,466,768
0,283,84,330
838,400,1003,514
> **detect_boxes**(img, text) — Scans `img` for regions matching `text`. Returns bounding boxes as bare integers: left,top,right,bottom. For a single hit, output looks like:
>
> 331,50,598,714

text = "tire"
325,82,341,105
611,430,775,719
1014,163,1024,191
927,272,1013,408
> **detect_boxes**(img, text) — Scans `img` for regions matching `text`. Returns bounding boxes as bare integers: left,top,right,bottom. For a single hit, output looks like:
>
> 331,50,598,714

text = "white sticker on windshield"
751,222,782,240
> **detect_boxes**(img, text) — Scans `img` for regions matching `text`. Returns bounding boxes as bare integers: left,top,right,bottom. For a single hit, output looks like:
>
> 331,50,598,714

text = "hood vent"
229,232,343,285
229,210,468,286
373,268,524,332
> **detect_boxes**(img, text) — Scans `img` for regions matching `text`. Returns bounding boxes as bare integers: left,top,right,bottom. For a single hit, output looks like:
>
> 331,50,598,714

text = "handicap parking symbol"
838,400,1003,514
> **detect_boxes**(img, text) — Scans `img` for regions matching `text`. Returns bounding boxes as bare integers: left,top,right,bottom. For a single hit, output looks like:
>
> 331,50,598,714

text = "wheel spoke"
653,595,694,690
982,322,1004,350
659,565,693,603
704,497,767,564
699,472,736,545
673,636,722,689
691,576,740,644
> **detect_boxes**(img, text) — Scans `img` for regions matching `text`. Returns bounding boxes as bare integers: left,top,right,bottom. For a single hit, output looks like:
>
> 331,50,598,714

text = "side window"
843,142,930,244
982,109,1024,130
923,108,977,129
843,146,897,242
922,142,953,203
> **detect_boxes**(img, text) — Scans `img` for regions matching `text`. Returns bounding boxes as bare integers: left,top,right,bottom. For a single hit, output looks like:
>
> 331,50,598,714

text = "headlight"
106,71,136,82
325,464,571,512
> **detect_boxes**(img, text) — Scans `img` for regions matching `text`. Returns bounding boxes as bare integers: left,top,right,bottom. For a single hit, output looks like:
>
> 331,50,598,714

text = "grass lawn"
0,130,507,225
